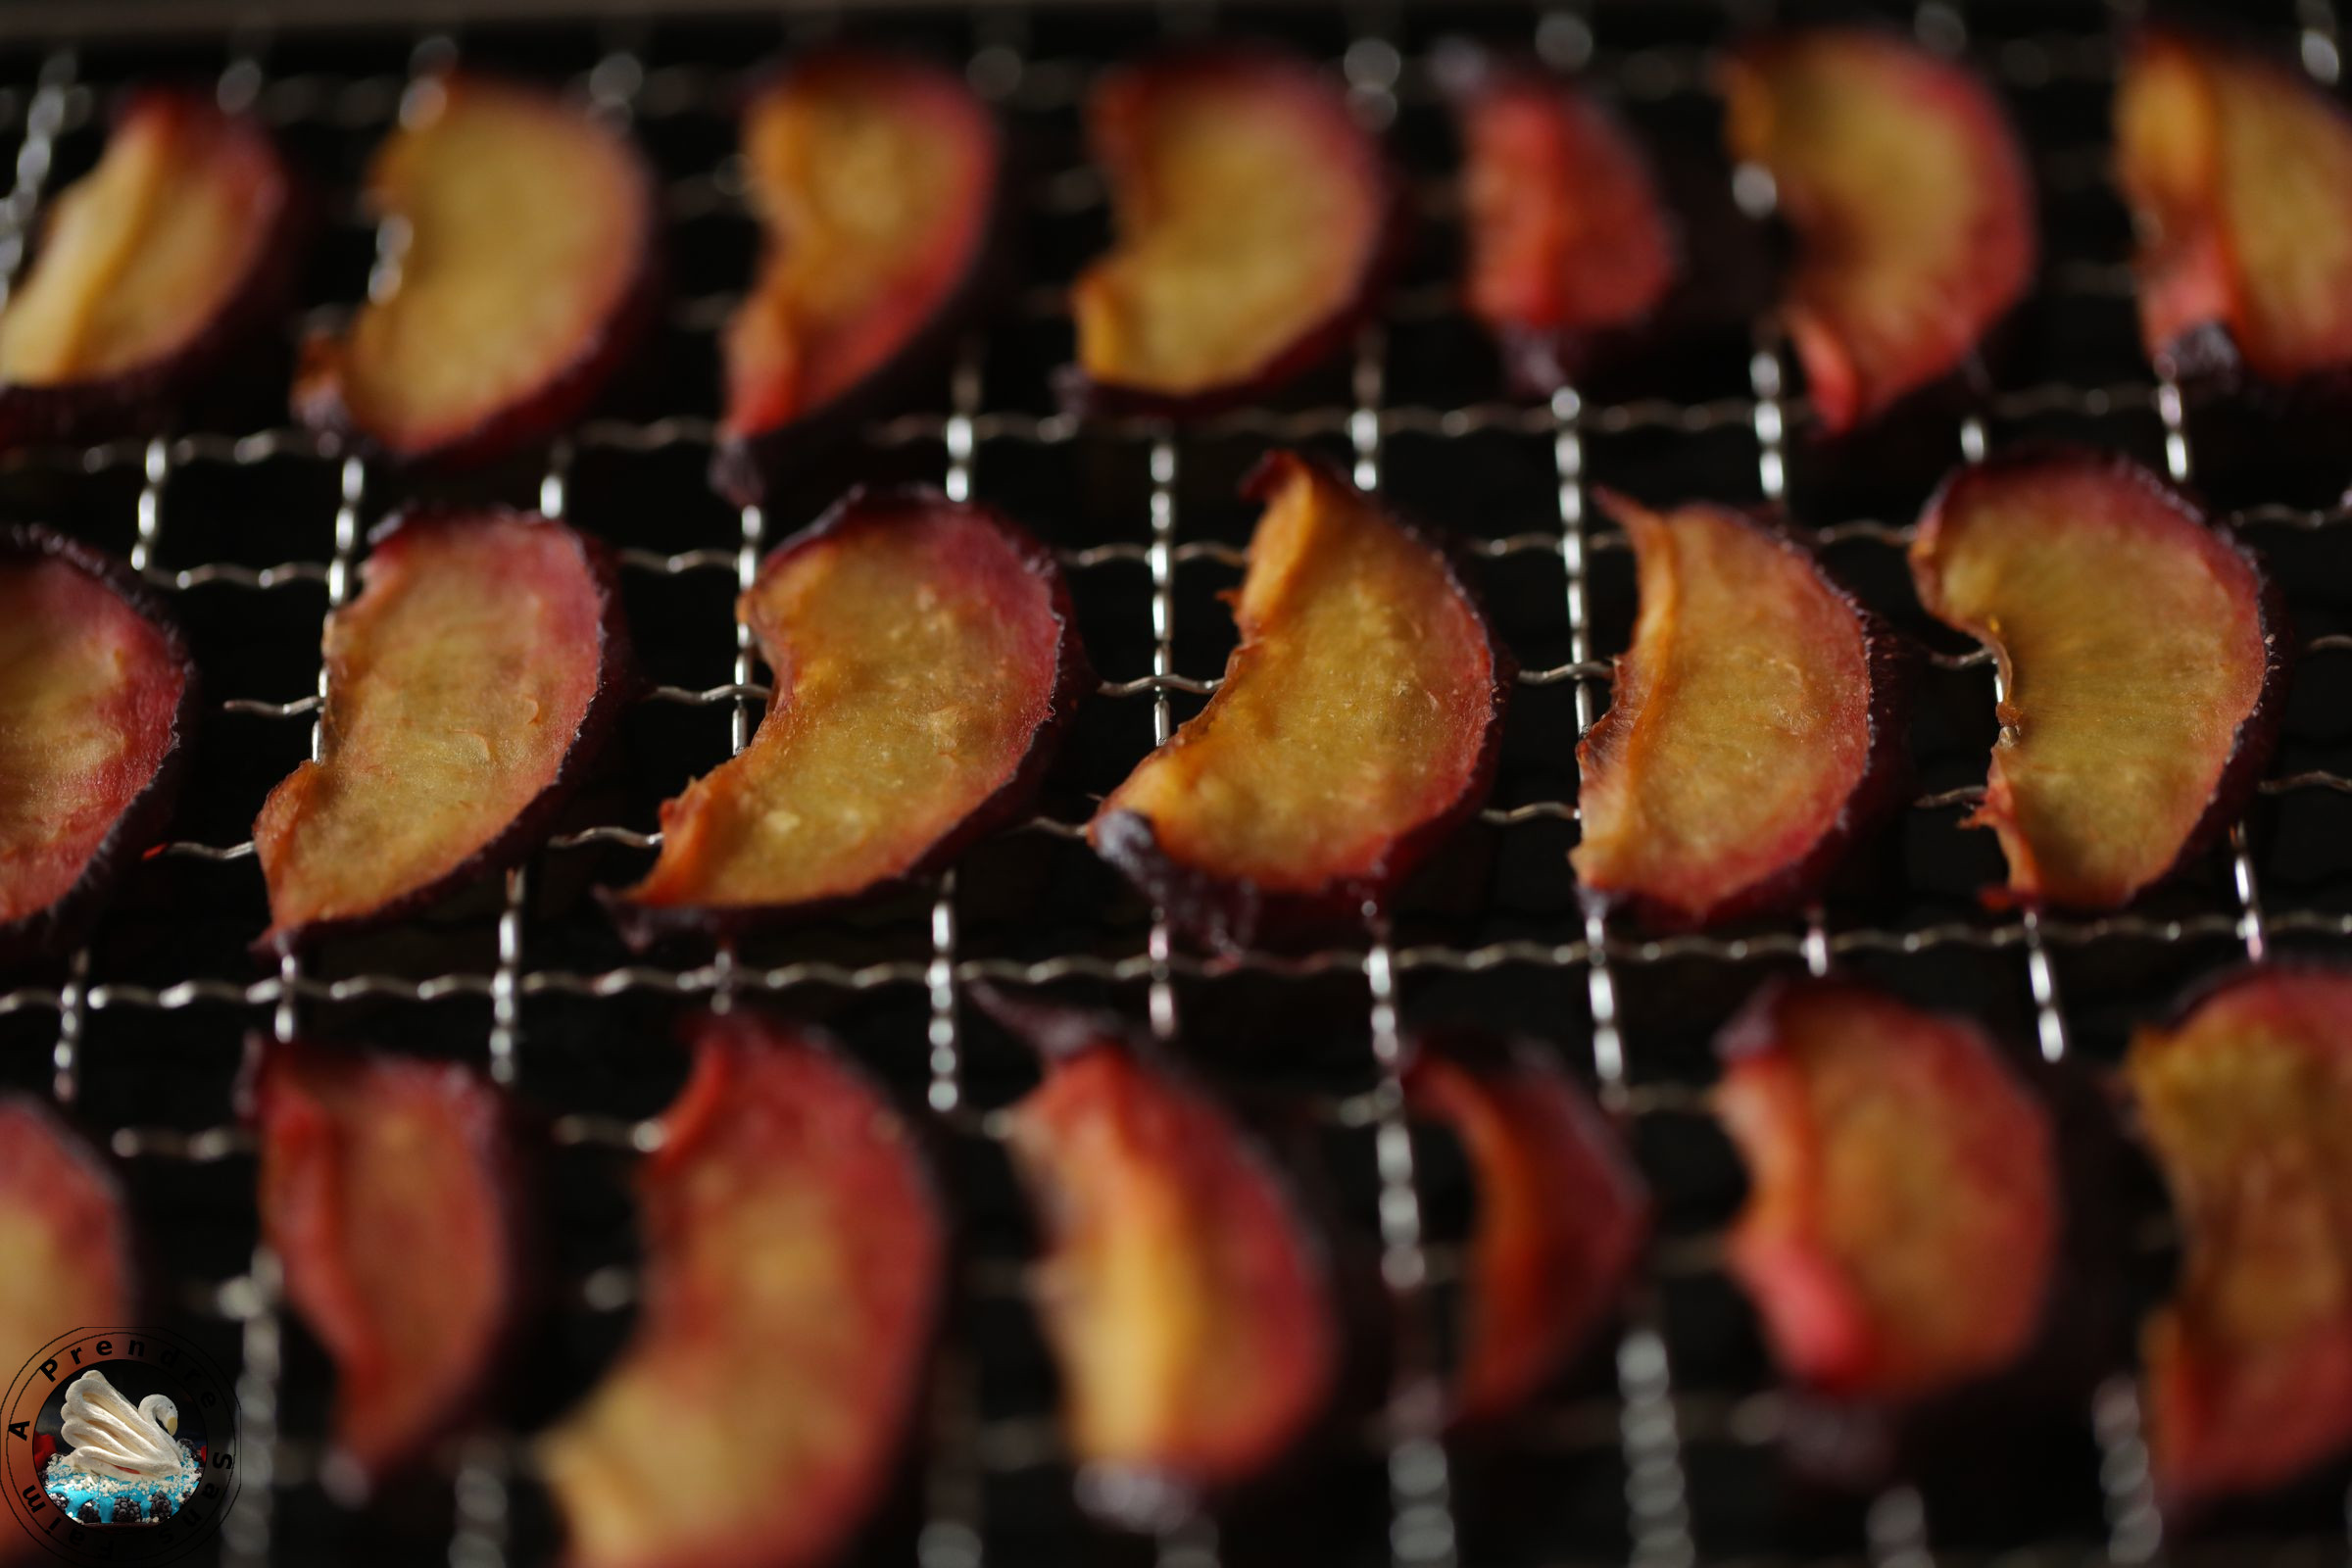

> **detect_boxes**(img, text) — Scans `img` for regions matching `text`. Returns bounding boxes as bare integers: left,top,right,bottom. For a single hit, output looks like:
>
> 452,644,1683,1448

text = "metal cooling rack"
1,0,2351,1564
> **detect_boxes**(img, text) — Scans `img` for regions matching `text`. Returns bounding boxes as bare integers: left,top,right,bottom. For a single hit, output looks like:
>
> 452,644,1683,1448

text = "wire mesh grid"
3,0,2352,1564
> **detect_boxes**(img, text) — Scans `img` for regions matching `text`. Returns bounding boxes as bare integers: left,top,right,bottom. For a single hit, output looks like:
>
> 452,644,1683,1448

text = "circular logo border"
4,1328,242,1567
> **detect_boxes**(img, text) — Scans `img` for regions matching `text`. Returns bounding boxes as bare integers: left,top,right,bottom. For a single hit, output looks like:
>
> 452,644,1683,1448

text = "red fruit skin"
2117,27,2352,389
251,507,633,957
292,72,661,471
0,89,305,450
1714,978,2059,1404
1574,495,1912,932
0,525,198,963
242,1037,527,1493
1911,446,2290,912
612,485,1088,947
1402,1033,1646,1427
1722,27,2035,434
539,1010,945,1568
2128,963,2352,1514
982,988,1342,1530
1440,49,1679,397
1089,453,1510,954
1062,46,1407,420
710,50,1013,509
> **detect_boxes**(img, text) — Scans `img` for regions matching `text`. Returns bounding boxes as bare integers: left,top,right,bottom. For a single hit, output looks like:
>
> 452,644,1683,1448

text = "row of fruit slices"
0,436,2287,961
0,26,2343,480
5,960,2345,1565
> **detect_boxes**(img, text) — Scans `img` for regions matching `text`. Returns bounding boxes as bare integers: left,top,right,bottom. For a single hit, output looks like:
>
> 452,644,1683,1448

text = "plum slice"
245,1037,523,1492
1403,1035,1645,1425
1068,47,1401,416
0,89,299,448
0,527,196,962
1444,53,1677,395
1910,448,2285,910
2117,30,2352,384
253,509,629,954
615,487,1085,940
989,991,1339,1526
712,51,1005,506
294,72,657,468
1089,453,1506,952
0,1096,137,1383
1722,29,2034,433
1573,495,1905,929
1715,978,2058,1401
2128,964,2352,1510
539,1010,943,1568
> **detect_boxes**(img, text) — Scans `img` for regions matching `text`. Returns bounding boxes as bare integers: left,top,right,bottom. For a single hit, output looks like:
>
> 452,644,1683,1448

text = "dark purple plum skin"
709,50,1019,511
608,485,1093,951
0,525,199,965
253,507,637,958
1090,453,1511,956
0,90,309,452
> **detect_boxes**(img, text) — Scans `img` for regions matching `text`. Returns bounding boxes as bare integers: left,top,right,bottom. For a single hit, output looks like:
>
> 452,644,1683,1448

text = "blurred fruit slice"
540,1011,944,1568
2129,964,2352,1510
1722,28,2034,431
0,89,300,447
1715,977,2058,1401
1070,47,1400,416
294,73,657,467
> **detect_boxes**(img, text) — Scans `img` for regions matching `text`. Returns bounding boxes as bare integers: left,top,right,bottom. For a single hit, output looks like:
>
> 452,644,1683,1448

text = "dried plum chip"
712,50,1006,505
1715,978,2058,1403
539,1010,944,1568
1089,453,1507,952
1572,495,1907,929
1722,28,2034,432
1067,47,1402,417
2129,964,2352,1511
246,1037,525,1492
253,508,630,955
0,1095,137,1377
0,527,196,962
1404,1033,1645,1425
615,487,1086,943
989,991,1341,1528
1909,447,2286,910
2118,28,2352,385
1442,49,1677,395
294,72,658,468
0,89,300,448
